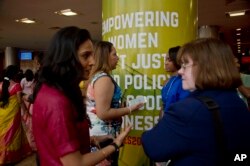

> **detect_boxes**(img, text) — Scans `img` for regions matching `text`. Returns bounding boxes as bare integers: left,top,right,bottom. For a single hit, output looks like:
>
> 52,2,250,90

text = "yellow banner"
102,0,197,165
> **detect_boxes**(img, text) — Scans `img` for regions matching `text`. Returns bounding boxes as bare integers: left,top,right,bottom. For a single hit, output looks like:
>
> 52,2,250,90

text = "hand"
113,125,132,147
91,135,114,148
129,102,145,113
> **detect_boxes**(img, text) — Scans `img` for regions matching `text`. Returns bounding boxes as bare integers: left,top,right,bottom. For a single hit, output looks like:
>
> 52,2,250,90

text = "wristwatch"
110,142,119,152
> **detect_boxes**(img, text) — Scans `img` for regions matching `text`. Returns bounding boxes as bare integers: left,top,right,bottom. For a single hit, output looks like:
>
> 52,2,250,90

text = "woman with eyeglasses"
141,38,250,166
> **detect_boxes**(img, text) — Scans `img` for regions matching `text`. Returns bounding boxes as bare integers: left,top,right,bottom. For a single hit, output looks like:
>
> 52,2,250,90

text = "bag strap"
196,96,227,164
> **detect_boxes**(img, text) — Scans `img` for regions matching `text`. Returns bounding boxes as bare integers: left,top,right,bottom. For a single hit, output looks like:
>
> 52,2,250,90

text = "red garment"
33,84,90,166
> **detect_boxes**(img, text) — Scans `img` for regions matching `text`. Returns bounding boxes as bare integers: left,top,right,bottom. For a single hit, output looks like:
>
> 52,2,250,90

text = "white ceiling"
0,0,250,54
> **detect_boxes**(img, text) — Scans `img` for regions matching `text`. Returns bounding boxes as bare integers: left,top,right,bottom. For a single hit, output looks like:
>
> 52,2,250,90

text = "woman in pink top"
32,26,131,166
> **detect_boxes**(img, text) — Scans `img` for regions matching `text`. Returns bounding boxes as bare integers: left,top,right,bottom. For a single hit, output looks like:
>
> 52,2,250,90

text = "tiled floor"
15,154,37,166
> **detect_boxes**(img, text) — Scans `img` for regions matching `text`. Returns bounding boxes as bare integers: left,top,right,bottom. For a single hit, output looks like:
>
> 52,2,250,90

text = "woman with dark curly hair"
32,26,132,166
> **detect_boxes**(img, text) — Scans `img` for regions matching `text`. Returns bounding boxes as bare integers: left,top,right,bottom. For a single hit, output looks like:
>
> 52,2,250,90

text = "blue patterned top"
86,72,122,137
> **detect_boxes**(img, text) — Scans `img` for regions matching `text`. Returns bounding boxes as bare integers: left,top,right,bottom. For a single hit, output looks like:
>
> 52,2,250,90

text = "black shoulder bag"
196,96,228,165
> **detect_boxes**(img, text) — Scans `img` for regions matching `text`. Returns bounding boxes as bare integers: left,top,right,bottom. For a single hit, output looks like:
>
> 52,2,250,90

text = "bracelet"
110,142,119,152
127,106,132,114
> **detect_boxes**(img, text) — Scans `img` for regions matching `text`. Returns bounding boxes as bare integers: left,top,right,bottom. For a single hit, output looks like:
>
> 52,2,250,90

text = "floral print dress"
86,72,122,137
86,72,122,166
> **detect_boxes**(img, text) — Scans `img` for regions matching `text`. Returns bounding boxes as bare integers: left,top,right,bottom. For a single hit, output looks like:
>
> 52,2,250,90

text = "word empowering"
103,11,179,34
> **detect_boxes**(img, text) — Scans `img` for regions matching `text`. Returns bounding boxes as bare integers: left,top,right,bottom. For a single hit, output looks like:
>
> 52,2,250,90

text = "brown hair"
90,41,113,76
177,38,242,89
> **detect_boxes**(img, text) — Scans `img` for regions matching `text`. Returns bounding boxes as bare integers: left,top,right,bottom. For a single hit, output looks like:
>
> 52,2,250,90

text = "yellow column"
102,1,197,165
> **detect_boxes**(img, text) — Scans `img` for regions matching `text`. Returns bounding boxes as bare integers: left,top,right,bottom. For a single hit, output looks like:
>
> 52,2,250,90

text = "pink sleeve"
46,97,81,157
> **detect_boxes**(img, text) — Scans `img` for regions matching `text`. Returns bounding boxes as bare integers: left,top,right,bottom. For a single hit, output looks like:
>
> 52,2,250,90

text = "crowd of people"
0,53,43,165
1,26,250,166
0,65,33,165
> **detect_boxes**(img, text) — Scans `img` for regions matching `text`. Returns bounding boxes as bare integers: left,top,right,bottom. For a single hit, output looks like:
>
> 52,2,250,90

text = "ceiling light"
15,18,35,24
55,9,78,16
227,10,246,17
236,28,241,31
237,39,241,42
236,33,241,36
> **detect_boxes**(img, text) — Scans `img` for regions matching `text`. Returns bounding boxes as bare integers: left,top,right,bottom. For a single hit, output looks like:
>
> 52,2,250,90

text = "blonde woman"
86,41,144,165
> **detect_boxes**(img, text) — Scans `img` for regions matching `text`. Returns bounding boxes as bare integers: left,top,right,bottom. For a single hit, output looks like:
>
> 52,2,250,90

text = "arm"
94,76,143,121
15,83,28,113
60,126,131,166
20,78,24,89
141,103,191,161
90,134,114,149
43,93,131,166
17,91,28,112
